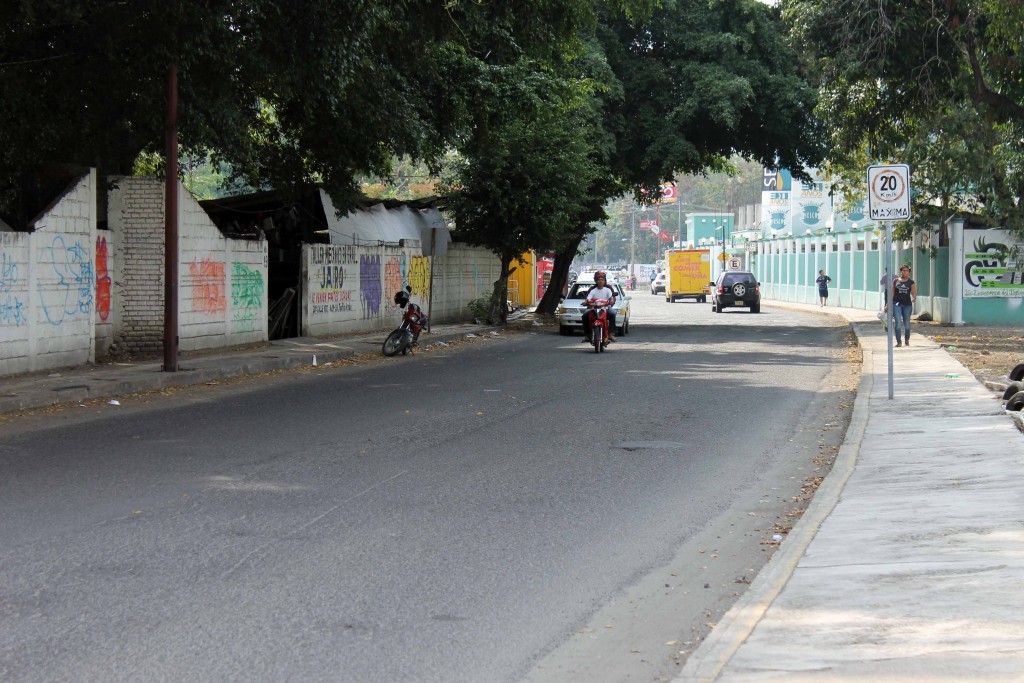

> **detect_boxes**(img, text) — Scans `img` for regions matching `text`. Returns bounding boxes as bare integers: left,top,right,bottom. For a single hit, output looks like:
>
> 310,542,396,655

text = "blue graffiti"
40,235,94,326
0,296,26,326
1,252,17,291
1,251,26,327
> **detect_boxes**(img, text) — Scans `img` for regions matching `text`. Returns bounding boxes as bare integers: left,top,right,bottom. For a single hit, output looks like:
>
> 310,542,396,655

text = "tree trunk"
535,232,587,315
490,254,515,324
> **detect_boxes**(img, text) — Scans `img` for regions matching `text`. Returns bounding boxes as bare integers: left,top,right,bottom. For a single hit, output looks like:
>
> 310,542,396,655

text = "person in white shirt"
582,271,617,343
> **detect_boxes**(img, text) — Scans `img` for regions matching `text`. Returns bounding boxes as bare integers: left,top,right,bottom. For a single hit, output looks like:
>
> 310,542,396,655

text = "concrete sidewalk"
680,302,1024,682
0,322,504,415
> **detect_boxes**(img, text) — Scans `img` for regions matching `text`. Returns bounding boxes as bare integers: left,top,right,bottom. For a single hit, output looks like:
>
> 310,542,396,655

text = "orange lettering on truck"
664,249,712,303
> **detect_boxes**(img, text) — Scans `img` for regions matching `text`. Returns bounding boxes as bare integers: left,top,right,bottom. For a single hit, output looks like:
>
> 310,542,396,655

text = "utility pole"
163,64,179,372
677,193,683,246
630,207,636,282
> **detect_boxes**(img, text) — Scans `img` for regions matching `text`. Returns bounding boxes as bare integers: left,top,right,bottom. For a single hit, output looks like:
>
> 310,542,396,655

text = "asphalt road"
0,294,856,682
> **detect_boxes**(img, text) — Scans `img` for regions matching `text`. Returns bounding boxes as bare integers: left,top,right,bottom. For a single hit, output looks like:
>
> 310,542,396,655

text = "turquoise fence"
750,230,951,321
748,221,1022,324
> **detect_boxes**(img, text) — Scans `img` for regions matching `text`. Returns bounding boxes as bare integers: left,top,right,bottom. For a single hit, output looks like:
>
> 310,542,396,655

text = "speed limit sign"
867,165,911,221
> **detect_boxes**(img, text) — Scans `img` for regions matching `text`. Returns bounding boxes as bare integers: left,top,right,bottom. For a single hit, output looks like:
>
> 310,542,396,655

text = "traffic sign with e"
867,164,912,221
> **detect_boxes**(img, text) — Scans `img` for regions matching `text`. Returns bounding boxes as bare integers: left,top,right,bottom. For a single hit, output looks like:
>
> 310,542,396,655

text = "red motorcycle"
382,288,428,356
584,299,611,353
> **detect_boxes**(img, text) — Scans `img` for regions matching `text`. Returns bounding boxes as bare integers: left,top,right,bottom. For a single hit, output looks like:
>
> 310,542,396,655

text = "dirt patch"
915,321,1024,383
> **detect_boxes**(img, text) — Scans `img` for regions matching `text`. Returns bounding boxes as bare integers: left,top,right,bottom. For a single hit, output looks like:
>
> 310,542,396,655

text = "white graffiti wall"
0,171,98,377
108,177,269,355
301,242,500,337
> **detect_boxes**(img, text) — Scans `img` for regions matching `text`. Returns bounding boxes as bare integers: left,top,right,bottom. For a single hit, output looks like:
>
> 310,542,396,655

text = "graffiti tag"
40,235,93,325
190,258,227,315
95,236,112,321
359,254,382,319
231,262,264,322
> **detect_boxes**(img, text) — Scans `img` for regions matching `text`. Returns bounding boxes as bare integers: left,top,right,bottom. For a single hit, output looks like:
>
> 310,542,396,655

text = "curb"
0,328,501,416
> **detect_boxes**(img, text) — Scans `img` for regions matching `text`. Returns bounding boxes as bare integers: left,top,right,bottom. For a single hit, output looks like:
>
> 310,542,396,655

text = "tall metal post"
630,208,636,283
885,223,894,399
163,65,179,372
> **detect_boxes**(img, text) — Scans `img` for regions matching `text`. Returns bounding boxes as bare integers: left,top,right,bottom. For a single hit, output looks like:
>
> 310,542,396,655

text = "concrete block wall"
431,243,501,321
178,188,268,351
301,242,499,336
0,171,97,377
108,177,268,355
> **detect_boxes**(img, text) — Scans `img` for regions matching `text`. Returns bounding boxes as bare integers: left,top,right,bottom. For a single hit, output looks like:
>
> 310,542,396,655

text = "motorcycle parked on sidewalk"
382,288,428,357
584,299,611,354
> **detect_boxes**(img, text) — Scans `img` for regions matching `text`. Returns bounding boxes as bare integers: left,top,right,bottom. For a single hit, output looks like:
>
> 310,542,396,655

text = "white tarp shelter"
321,190,451,256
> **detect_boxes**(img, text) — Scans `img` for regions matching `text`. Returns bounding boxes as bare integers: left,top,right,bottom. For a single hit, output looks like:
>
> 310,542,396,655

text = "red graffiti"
190,258,226,315
95,236,111,321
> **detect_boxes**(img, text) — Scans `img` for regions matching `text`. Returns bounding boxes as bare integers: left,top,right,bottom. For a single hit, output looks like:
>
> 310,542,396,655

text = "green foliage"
598,0,825,190
467,296,498,324
783,0,1024,238
0,0,597,225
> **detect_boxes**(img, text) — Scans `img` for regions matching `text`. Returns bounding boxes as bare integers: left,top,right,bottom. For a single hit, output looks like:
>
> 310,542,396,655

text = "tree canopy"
783,0,1024,237
0,0,595,226
440,0,824,317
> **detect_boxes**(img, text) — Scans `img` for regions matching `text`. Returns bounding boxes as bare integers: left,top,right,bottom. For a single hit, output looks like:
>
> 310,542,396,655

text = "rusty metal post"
163,65,179,372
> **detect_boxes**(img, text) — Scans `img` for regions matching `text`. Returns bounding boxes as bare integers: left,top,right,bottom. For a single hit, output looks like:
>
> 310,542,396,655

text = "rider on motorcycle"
582,271,617,343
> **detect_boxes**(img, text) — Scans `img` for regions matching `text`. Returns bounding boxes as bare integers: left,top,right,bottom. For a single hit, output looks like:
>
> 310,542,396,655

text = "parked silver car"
556,277,631,336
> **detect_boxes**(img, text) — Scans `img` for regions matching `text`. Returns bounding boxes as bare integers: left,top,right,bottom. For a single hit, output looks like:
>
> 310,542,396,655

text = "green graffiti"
232,262,264,321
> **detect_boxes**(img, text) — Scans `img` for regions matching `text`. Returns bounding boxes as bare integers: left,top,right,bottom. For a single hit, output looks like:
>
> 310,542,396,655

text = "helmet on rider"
594,270,607,281
394,290,410,308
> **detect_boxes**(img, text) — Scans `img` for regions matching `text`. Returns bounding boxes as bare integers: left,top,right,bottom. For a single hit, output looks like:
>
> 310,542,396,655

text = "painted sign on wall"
963,229,1024,298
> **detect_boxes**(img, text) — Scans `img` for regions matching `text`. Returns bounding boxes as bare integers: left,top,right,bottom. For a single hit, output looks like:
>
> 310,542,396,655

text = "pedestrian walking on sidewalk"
888,264,917,347
815,270,832,306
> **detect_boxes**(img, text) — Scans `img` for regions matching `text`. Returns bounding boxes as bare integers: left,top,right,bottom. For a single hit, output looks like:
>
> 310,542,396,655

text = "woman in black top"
891,265,917,346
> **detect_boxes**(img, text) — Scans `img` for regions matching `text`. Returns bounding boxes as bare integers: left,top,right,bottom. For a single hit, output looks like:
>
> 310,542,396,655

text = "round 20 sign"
867,164,911,221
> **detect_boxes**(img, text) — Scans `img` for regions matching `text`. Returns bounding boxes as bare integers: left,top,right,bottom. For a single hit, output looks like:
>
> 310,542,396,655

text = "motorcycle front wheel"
382,329,406,356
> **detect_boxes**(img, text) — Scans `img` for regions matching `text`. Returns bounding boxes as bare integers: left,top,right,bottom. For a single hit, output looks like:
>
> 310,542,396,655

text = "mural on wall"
408,255,431,299
1,244,26,327
40,235,93,326
231,262,265,327
359,254,383,319
384,255,403,301
189,257,227,315
309,244,356,316
963,229,1024,297
95,235,112,321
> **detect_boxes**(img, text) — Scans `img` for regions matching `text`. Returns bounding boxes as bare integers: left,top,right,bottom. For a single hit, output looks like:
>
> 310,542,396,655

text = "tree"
439,84,603,322
782,0,1024,238
533,0,826,315
0,0,596,226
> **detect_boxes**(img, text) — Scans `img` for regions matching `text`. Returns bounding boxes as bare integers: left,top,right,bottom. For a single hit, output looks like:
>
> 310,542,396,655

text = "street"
0,294,857,683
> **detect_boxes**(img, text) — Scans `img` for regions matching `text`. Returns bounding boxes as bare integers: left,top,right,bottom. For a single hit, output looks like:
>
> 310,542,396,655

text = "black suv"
711,271,761,313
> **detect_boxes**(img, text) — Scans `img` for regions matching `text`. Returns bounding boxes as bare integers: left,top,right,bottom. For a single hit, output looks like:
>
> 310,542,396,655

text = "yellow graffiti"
408,256,431,298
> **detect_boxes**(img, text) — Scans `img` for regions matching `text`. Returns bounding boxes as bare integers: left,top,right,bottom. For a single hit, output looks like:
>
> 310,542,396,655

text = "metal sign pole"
885,222,894,399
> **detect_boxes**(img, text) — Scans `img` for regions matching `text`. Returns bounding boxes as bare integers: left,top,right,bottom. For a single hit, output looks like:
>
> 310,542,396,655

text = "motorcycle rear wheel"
382,330,406,356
